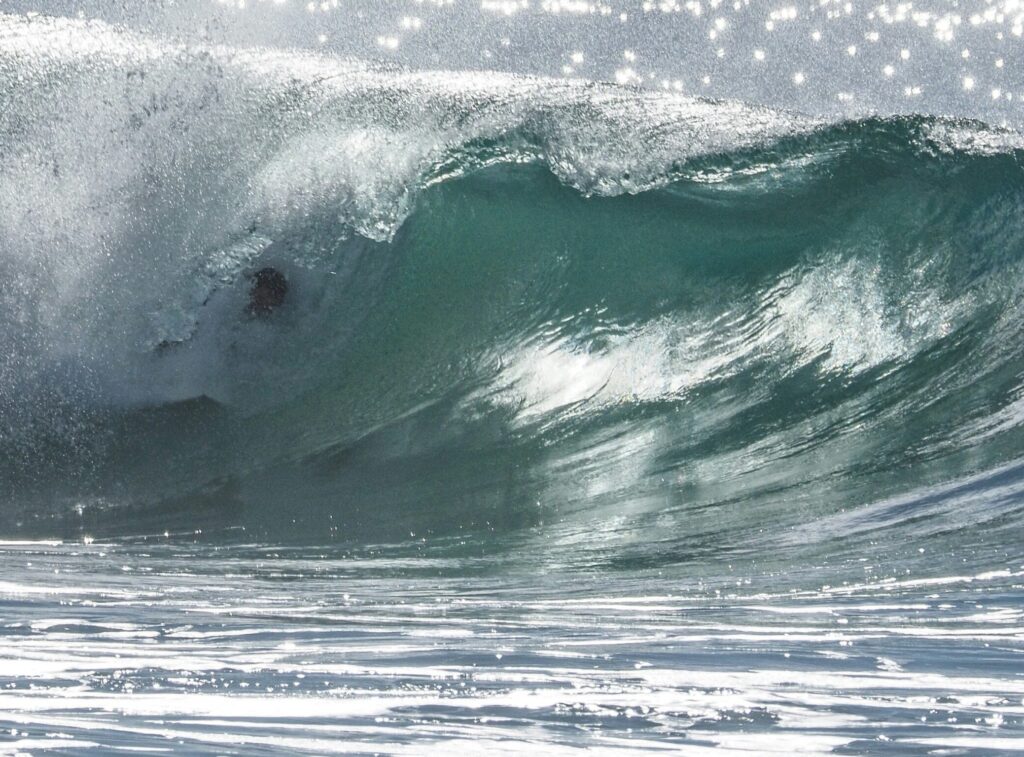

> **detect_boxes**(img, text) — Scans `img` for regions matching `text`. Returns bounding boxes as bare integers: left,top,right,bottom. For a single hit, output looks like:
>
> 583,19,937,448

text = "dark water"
1,12,1023,754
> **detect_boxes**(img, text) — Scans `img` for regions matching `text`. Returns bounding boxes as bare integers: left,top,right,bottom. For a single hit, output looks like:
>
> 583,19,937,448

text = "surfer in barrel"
156,265,289,352
248,267,288,316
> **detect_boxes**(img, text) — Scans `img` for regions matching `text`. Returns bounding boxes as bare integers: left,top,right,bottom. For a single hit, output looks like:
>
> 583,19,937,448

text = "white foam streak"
0,541,1020,753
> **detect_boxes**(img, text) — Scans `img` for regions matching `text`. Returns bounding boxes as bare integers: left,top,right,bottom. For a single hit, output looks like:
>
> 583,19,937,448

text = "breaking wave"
3,13,1024,558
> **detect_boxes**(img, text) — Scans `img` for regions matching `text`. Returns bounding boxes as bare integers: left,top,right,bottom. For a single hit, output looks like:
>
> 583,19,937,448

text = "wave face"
2,13,1024,562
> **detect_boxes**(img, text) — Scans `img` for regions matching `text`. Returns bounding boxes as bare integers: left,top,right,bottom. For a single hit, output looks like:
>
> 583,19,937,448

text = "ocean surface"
1,10,1023,754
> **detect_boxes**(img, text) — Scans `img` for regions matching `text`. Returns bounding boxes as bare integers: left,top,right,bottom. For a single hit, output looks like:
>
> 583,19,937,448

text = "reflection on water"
0,536,1021,754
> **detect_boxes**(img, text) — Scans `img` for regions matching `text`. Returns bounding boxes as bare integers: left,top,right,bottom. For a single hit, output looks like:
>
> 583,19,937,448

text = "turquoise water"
1,13,1023,753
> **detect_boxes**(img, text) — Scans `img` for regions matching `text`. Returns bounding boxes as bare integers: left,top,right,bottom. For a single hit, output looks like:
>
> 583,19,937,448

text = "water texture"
0,12,1022,754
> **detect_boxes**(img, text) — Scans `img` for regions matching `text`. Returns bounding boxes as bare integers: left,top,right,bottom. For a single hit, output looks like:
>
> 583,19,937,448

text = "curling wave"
2,13,1024,557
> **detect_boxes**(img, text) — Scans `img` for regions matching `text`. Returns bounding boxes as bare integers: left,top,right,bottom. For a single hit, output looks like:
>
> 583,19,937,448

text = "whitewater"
0,8,1022,755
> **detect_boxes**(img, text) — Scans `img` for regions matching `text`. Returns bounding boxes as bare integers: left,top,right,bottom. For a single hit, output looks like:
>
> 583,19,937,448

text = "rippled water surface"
1,531,1022,754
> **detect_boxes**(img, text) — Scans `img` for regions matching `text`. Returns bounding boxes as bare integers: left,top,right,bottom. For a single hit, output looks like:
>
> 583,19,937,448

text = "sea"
0,5,1023,754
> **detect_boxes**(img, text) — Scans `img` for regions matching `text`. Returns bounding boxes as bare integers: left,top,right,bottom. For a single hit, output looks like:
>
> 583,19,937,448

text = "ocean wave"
2,13,1024,554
